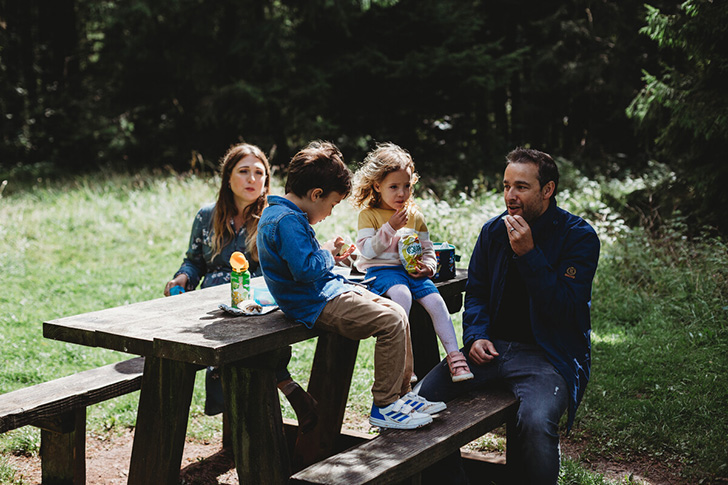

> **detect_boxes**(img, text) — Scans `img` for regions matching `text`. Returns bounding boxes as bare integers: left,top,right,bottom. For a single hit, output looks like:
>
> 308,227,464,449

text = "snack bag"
398,233,422,274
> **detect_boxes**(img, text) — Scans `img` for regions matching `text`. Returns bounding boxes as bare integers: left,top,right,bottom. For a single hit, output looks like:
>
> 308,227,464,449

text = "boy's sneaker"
402,391,447,414
370,399,433,429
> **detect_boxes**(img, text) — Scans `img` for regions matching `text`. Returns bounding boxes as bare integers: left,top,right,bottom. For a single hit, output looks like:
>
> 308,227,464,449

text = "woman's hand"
164,274,189,297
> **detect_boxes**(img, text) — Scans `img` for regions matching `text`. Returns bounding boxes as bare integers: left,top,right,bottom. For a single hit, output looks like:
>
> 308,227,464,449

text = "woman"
164,143,318,434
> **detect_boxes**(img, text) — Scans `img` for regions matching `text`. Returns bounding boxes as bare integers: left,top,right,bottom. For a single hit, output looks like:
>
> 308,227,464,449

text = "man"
417,147,600,484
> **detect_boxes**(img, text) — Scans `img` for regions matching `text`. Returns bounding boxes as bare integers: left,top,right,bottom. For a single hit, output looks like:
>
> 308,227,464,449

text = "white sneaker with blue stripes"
402,391,447,414
369,399,433,429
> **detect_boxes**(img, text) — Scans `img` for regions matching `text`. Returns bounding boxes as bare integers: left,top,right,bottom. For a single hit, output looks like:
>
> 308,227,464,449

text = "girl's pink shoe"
446,351,474,383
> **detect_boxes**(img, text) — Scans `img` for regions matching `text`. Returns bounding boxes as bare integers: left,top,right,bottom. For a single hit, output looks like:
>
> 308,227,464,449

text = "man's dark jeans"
417,340,568,485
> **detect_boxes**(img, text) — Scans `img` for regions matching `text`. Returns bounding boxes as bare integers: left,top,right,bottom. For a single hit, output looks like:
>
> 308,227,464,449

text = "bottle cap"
230,251,249,272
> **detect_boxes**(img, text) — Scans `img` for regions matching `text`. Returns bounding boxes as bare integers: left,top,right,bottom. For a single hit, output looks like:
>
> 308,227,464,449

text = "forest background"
1,0,727,235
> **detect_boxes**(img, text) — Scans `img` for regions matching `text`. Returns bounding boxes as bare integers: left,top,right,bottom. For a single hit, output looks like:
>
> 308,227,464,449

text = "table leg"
221,349,291,485
292,332,359,470
127,355,197,485
409,301,441,380
410,291,464,379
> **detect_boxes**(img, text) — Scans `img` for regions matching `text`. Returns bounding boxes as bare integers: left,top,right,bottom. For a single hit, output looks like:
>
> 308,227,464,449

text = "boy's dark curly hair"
285,141,352,198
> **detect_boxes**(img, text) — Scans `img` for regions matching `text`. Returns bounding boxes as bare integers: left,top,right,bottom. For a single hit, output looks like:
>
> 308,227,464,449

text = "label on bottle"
231,270,250,308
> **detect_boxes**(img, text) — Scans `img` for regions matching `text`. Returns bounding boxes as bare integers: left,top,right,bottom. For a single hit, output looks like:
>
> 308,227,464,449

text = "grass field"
0,167,726,484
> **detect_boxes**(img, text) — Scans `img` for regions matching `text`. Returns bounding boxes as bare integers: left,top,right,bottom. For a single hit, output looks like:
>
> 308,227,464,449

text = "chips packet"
398,233,422,273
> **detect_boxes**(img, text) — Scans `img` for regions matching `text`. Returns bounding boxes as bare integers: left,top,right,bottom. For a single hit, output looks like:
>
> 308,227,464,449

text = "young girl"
351,143,473,383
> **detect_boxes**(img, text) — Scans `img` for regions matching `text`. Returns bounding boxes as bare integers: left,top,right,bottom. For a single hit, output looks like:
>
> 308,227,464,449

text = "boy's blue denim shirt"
257,195,354,328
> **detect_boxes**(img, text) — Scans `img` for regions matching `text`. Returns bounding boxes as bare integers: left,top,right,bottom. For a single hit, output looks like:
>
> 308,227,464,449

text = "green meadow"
1,167,726,484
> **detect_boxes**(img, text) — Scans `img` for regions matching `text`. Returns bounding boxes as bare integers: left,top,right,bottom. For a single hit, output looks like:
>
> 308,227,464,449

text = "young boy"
257,140,445,430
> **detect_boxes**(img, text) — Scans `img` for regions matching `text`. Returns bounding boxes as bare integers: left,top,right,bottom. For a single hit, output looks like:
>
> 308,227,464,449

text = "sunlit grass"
590,332,627,346
0,454,27,485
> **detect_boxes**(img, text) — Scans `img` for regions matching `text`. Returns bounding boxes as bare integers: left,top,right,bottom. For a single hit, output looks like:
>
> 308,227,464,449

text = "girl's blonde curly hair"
351,142,419,209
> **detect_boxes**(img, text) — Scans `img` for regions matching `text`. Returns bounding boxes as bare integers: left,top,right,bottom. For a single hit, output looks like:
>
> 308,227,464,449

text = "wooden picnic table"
43,270,467,484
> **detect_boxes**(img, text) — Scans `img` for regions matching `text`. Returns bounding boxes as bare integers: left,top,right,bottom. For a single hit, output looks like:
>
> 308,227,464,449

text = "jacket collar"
267,194,304,214
529,198,560,240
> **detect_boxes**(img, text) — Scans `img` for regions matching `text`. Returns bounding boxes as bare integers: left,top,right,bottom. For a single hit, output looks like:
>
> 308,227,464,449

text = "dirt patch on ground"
4,427,692,484
559,436,687,485
5,428,240,485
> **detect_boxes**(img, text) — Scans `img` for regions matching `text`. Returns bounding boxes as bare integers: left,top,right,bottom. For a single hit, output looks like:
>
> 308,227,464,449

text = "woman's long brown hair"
211,143,271,261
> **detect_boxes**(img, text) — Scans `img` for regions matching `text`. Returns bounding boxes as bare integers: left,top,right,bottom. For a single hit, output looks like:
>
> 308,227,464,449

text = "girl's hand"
388,207,408,231
409,261,434,279
164,274,189,297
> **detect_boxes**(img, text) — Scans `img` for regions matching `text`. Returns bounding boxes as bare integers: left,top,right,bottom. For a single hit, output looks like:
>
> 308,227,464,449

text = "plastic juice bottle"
230,251,250,308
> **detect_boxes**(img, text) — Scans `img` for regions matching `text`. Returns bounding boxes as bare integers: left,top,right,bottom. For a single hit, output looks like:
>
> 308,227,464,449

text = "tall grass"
578,222,728,481
1,167,726,483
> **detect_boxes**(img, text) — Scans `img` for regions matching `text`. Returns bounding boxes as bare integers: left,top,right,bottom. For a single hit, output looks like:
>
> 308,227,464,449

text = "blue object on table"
252,286,276,306
170,285,185,295
432,242,460,282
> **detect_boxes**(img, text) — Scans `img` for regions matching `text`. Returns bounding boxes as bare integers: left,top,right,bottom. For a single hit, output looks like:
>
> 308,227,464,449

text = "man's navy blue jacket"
463,199,600,430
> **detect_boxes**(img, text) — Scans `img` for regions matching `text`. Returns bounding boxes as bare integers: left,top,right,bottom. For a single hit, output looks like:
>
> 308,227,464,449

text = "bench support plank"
39,409,85,485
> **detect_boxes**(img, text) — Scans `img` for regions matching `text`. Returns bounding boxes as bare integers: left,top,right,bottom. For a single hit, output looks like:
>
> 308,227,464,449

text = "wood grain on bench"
0,357,145,433
1,357,145,484
291,388,517,485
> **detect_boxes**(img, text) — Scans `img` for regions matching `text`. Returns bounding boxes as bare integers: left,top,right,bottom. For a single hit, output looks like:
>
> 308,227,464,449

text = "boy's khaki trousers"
316,288,413,407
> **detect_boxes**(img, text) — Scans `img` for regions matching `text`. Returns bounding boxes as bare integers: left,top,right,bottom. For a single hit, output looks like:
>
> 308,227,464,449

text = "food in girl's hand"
398,233,422,273
339,243,351,256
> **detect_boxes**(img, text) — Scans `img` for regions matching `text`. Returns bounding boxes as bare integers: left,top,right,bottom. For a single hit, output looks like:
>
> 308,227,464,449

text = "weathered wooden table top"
42,277,316,367
43,271,467,367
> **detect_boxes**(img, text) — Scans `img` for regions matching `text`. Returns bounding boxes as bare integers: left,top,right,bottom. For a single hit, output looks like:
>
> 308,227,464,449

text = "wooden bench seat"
0,357,145,484
290,388,518,485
